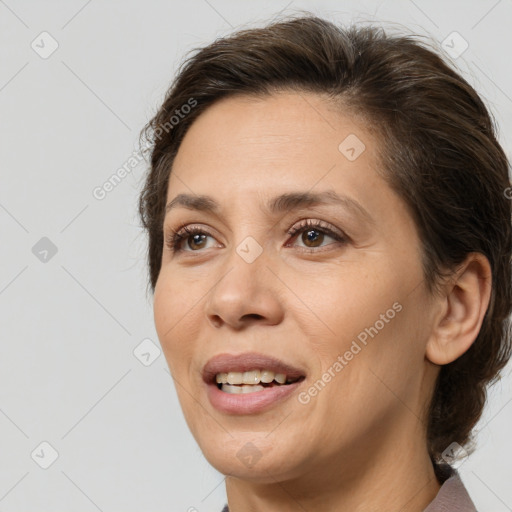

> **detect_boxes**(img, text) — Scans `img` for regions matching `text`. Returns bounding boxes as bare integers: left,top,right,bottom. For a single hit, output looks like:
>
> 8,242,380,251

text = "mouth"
215,369,304,394
202,352,306,414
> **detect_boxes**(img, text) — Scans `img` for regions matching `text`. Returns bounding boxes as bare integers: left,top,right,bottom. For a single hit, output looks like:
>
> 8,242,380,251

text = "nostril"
209,315,223,328
242,313,264,321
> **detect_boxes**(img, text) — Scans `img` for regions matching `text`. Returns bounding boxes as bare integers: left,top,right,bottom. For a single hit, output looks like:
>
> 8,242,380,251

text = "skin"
153,91,492,512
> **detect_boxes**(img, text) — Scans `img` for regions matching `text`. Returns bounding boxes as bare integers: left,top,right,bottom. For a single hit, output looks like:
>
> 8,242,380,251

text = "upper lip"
202,352,306,384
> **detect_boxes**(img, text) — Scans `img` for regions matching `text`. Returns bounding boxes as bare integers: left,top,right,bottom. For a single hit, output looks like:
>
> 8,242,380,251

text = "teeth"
260,370,274,383
241,384,264,394
243,370,260,384
227,371,243,385
222,384,265,394
215,373,227,384
274,373,286,384
215,369,298,385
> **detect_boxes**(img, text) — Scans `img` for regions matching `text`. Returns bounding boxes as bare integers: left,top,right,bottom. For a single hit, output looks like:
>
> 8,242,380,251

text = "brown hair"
138,14,512,464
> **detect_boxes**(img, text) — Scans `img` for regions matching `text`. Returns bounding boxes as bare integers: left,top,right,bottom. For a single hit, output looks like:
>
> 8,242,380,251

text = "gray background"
1,1,511,510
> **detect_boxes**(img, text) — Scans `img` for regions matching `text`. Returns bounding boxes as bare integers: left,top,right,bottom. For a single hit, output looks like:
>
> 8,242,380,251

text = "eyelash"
165,219,348,255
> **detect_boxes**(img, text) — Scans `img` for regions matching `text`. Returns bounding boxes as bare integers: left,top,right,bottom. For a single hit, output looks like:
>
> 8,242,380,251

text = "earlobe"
425,253,492,366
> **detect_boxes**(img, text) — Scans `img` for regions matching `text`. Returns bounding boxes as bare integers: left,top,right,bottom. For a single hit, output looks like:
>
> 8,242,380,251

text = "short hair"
138,14,512,465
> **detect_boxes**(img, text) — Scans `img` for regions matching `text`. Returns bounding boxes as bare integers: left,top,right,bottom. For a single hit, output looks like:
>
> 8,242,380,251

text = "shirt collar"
423,464,477,511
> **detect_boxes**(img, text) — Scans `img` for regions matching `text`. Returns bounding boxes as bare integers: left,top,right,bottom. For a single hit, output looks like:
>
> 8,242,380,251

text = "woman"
138,14,511,511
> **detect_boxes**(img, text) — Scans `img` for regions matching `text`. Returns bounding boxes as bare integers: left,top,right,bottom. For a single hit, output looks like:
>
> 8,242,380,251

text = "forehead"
168,91,382,200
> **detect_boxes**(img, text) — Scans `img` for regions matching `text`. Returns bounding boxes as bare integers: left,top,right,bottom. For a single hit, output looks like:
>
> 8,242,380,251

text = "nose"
204,246,285,330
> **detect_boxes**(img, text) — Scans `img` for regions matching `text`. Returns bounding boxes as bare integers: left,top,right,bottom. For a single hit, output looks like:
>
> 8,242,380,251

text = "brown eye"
166,226,218,253
287,219,347,252
301,229,325,247
187,233,208,250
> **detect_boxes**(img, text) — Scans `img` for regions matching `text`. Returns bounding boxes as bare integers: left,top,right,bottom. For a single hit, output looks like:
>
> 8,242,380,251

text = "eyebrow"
165,190,374,224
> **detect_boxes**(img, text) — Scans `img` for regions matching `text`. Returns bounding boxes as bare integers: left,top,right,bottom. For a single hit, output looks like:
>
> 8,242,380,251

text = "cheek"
283,263,398,353
316,285,430,429
288,264,423,396
153,273,200,375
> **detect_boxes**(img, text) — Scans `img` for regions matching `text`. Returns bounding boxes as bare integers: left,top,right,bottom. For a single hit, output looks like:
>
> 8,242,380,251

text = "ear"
425,253,492,365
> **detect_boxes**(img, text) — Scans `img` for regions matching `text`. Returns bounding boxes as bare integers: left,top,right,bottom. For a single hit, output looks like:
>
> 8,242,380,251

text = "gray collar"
424,465,477,511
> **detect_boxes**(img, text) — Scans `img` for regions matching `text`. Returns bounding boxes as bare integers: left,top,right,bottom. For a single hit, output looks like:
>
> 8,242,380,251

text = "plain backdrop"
1,1,511,511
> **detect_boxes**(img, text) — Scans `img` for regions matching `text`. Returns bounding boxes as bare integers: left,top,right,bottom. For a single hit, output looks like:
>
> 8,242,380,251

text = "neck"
224,415,441,512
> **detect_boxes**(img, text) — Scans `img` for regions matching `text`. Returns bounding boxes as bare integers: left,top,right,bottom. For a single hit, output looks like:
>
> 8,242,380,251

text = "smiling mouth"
215,369,305,394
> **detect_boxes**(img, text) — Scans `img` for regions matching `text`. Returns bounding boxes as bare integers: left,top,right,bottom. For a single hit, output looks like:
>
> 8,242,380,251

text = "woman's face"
154,91,440,483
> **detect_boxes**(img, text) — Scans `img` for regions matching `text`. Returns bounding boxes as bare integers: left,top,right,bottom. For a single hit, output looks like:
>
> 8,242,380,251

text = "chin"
197,431,306,482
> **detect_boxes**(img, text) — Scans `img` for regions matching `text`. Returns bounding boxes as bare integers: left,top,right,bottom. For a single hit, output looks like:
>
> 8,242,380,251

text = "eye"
165,225,219,253
286,219,347,251
165,219,348,255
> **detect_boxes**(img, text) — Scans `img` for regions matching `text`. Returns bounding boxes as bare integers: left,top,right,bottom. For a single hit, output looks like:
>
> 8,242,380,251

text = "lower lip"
205,380,304,415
